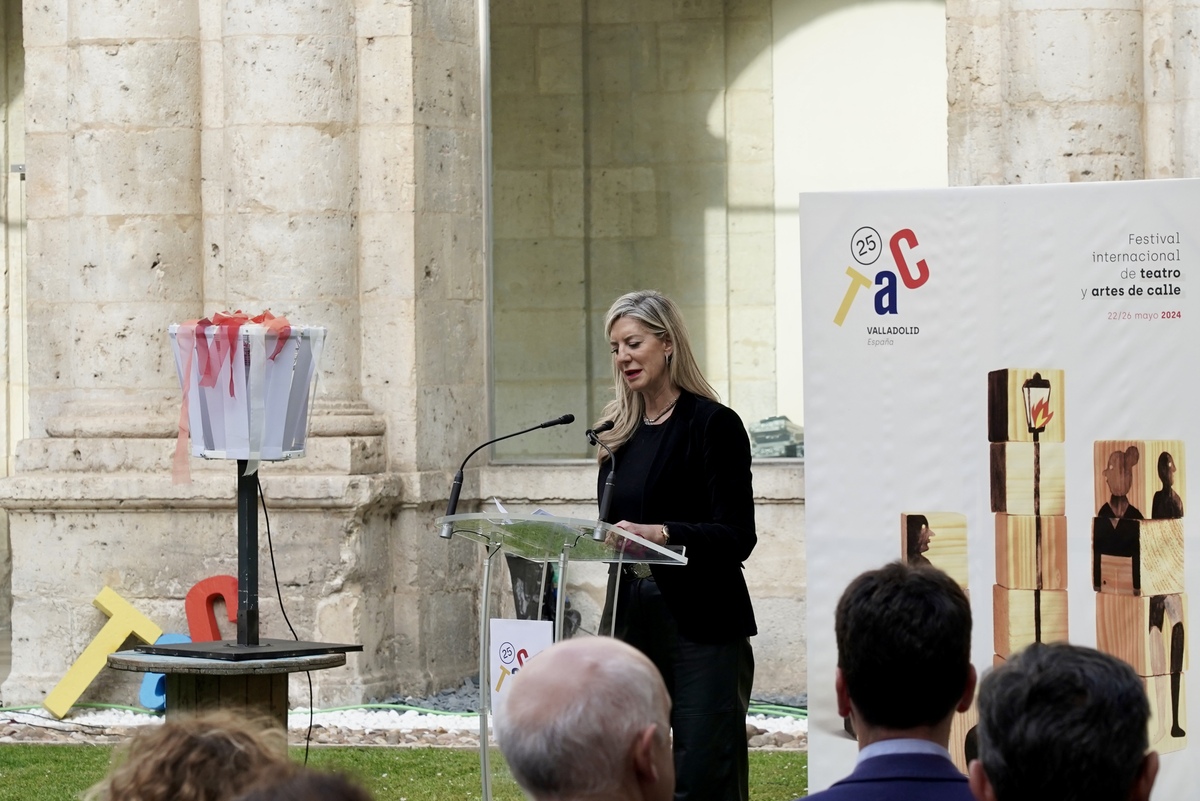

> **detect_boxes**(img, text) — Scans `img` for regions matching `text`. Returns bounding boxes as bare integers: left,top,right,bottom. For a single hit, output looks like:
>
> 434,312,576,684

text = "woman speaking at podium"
595,290,757,801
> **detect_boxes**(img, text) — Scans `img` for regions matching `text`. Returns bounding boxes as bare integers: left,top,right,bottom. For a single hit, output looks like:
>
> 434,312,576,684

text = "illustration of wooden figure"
1096,592,1187,675
1091,518,1184,596
1145,674,1188,754
901,512,968,590
1093,440,1186,521
995,513,1067,591
984,368,1069,770
993,583,1069,657
897,511,973,773
1094,439,1187,753
990,442,1066,516
988,368,1065,444
988,369,1068,666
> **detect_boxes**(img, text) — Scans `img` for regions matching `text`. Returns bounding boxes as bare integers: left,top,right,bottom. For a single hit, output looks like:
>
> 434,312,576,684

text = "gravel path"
0,707,807,751
1,679,807,749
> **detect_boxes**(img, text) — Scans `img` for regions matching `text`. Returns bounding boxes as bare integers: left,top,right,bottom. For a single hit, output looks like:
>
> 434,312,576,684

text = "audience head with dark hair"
232,764,375,801
83,711,288,801
969,642,1158,801
806,562,977,801
836,560,975,739
496,636,674,801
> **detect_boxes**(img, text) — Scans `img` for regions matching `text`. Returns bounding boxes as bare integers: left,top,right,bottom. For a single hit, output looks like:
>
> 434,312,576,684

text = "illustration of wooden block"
948,700,979,775
1096,592,1188,675
988,368,1065,444
901,512,968,588
993,584,1069,658
1145,673,1187,754
994,514,1067,590
990,442,1065,515
1093,440,1185,519
1092,517,1184,596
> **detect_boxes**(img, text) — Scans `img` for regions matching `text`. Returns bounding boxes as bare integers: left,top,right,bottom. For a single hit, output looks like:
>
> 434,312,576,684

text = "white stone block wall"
948,0,1200,184
409,0,487,473
21,0,203,437
2,0,810,709
2,0,26,645
216,0,362,402
490,0,778,458
1,0,488,709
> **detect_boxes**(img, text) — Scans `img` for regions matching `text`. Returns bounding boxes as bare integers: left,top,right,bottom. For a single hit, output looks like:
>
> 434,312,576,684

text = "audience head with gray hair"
969,642,1159,801
496,636,674,801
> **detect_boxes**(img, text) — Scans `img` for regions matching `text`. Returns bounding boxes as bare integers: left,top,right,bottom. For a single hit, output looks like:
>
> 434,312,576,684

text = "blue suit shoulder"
801,754,973,801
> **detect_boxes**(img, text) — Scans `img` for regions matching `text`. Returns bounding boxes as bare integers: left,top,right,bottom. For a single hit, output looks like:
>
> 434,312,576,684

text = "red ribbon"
172,310,293,484
195,310,292,396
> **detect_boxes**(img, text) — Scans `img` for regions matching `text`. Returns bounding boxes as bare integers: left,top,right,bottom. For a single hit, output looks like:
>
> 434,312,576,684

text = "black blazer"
598,391,757,643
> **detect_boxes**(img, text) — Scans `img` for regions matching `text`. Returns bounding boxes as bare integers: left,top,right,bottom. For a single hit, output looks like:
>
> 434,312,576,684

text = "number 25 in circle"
852,227,882,266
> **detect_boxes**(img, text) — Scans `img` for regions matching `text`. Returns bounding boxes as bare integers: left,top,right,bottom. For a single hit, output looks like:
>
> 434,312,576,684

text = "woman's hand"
613,520,668,546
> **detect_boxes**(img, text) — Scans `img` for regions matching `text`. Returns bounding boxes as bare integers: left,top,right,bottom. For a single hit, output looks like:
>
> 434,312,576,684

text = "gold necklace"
643,395,680,425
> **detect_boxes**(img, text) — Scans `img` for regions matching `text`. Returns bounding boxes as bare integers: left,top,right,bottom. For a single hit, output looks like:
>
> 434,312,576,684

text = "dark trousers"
618,576,754,801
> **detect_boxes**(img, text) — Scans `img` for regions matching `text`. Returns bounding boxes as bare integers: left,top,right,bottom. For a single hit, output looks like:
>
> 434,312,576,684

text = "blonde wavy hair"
596,290,718,460
84,711,288,801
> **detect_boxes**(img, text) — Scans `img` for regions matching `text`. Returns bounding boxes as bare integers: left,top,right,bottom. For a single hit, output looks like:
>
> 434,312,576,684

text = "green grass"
0,744,807,800
0,745,114,801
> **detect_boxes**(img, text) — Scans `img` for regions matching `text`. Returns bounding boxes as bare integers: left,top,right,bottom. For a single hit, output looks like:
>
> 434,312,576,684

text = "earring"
666,353,673,366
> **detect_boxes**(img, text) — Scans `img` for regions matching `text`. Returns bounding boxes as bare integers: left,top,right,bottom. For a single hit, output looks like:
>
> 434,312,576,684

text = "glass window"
489,0,946,460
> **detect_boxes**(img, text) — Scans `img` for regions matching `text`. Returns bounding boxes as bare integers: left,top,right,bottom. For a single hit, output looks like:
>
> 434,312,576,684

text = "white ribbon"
243,326,268,477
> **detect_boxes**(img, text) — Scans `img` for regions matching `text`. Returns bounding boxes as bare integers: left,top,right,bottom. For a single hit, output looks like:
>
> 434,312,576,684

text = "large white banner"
801,179,1199,795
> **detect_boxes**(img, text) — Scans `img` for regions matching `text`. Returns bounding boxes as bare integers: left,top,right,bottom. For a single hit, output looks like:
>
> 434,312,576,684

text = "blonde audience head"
83,711,288,801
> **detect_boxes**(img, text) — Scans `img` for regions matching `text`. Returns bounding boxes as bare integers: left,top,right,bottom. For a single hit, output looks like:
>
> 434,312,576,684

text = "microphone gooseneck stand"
439,413,576,801
587,420,627,637
439,413,575,539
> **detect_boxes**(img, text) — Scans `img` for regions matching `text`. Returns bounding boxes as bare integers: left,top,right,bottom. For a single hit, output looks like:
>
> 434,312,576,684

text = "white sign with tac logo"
488,619,553,725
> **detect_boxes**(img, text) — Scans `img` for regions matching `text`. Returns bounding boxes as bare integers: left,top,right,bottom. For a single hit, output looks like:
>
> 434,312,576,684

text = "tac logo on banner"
833,226,929,344
489,618,553,725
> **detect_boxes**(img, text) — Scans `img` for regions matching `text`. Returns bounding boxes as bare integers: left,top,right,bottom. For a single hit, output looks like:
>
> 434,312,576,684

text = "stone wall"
0,0,817,711
947,0,1200,184
1,0,24,647
490,0,777,459
1,0,485,708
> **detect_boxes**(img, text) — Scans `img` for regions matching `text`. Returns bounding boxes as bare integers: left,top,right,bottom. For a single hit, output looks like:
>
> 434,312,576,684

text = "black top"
598,391,757,643
608,417,674,525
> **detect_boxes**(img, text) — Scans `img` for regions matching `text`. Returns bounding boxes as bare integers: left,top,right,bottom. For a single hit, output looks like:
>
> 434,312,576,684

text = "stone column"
1174,0,1200,175
217,0,364,409
356,0,418,470
3,0,485,710
39,0,203,436
1,0,203,704
377,0,487,691
948,0,1146,184
207,0,403,704
1142,0,1200,177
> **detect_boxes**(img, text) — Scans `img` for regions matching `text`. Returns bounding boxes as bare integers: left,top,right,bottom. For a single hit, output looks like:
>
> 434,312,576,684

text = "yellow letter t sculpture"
43,586,163,719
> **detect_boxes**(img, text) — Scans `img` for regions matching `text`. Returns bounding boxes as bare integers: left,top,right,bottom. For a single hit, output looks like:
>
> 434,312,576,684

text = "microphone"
440,414,576,539
586,420,618,534
585,419,614,445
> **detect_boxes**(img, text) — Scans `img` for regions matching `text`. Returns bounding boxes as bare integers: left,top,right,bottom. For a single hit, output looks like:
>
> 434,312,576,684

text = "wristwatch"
661,524,671,545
